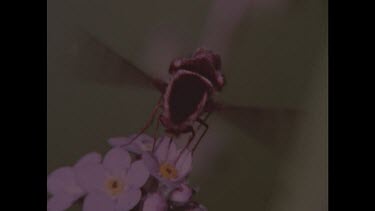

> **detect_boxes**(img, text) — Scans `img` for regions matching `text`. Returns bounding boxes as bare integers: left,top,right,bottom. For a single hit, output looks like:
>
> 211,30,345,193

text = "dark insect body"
130,48,225,153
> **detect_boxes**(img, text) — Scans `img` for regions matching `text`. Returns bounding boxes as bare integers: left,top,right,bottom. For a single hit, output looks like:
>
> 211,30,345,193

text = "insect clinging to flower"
127,47,226,153
78,32,301,155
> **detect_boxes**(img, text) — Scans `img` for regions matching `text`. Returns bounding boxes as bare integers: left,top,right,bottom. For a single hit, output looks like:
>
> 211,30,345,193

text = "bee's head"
168,48,225,92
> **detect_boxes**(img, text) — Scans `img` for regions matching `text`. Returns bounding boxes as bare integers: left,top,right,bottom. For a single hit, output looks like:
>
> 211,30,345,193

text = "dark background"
47,0,327,210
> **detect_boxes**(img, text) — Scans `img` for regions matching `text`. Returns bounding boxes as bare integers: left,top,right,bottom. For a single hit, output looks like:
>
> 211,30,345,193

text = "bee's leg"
197,111,212,131
120,98,162,148
152,116,162,152
175,127,195,164
192,119,209,154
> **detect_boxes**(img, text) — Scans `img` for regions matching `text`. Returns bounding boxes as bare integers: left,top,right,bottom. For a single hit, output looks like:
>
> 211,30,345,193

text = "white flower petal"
175,149,193,179
47,194,75,211
108,134,156,154
103,148,131,177
170,184,192,203
126,160,149,188
116,188,141,211
83,192,115,211
166,141,178,164
75,164,107,193
143,193,167,211
142,152,160,177
155,137,171,163
74,152,102,169
136,135,157,153
47,167,84,197
107,137,129,147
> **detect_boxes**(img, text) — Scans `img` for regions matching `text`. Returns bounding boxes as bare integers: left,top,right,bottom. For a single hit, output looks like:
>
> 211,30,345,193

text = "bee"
74,32,300,154
127,48,225,153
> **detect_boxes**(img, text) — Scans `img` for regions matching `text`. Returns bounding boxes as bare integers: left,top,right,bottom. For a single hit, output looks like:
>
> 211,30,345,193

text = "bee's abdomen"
168,74,209,124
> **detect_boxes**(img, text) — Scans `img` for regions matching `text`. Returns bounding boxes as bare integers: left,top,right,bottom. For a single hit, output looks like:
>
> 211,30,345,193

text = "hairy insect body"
159,48,225,137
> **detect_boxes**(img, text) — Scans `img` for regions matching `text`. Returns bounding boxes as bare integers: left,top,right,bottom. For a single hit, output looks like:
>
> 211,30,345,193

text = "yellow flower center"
159,163,178,179
105,177,124,196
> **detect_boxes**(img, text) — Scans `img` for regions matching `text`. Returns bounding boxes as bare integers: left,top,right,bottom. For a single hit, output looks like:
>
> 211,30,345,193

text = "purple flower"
143,137,192,187
143,192,168,211
47,152,101,211
169,183,192,204
108,134,156,155
75,148,149,211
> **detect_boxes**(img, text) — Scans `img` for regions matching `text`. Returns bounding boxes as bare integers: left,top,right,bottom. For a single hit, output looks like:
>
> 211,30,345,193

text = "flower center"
105,177,124,196
159,163,178,179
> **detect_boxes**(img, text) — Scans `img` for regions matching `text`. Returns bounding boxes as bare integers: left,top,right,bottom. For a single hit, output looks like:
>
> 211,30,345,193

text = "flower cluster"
47,134,207,211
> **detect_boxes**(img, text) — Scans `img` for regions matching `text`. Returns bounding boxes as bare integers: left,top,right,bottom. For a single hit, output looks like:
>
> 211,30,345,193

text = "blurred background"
47,0,327,210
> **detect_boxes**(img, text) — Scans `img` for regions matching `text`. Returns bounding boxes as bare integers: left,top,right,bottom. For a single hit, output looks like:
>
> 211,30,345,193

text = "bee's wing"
214,102,305,150
62,29,167,92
